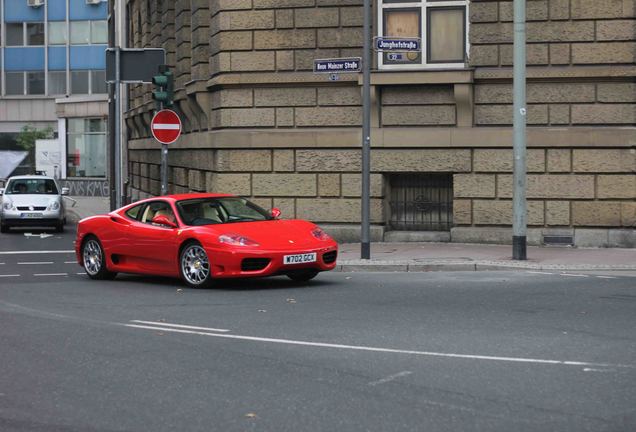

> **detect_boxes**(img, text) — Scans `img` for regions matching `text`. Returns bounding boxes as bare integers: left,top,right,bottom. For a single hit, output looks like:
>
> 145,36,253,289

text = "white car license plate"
284,253,317,265
20,213,43,219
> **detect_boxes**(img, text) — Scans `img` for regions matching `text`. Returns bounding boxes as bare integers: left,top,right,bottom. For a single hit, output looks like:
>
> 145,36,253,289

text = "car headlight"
311,228,331,241
218,234,259,247
2,200,14,211
48,201,60,211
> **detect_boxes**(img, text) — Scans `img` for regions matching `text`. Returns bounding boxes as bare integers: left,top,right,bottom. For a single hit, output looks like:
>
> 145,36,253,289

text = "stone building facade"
124,0,635,247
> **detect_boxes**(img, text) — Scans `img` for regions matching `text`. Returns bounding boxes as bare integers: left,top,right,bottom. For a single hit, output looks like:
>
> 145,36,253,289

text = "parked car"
0,175,68,233
75,193,338,288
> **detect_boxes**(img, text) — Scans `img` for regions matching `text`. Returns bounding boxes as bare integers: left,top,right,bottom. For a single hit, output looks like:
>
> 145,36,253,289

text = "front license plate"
20,213,43,219
284,253,317,265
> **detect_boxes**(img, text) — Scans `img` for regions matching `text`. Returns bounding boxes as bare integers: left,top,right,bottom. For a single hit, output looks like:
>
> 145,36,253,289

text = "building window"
71,70,89,94
70,20,107,45
6,23,24,46
26,71,45,94
70,21,90,44
49,71,67,95
26,22,45,46
48,21,68,45
5,72,24,95
67,118,107,178
90,70,107,94
388,174,453,231
90,20,108,44
379,0,468,69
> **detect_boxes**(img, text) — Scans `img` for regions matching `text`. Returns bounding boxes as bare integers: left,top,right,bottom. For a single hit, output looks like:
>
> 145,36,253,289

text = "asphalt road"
1,227,635,432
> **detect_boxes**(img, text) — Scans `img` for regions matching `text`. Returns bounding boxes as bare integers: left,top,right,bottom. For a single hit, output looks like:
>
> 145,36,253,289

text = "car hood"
3,194,59,207
199,219,332,249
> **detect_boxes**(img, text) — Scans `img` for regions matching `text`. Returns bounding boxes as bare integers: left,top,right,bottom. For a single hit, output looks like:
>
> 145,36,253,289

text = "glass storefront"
66,118,107,178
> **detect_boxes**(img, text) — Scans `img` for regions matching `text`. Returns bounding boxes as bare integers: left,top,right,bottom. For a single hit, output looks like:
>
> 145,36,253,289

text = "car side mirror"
271,207,281,219
0,188,4,196
61,187,70,196
151,215,177,228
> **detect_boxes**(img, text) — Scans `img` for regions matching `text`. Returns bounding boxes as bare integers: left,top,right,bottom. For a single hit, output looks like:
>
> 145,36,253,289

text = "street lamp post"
512,0,527,260
361,0,372,260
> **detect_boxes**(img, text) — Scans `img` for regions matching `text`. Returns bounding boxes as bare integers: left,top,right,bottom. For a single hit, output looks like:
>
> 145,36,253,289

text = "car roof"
129,193,237,205
7,175,55,181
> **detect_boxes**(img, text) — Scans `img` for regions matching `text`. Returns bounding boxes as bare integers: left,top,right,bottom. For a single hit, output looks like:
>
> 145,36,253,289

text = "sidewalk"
336,242,636,272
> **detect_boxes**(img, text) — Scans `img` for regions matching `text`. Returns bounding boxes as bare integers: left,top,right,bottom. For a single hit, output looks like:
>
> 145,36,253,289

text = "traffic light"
152,66,174,108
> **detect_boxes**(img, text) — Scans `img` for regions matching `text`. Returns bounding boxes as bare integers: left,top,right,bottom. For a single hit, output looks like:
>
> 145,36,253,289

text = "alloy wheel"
181,244,211,286
83,239,103,276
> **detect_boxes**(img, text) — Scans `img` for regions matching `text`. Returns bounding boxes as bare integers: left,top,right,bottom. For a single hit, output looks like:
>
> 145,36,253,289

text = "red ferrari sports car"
75,193,338,288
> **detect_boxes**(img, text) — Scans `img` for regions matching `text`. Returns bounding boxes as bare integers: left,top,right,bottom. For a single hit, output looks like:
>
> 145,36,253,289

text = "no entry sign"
151,109,182,144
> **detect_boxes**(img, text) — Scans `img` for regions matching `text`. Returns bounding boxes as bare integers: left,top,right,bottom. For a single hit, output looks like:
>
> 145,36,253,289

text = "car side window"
139,201,177,226
125,204,143,221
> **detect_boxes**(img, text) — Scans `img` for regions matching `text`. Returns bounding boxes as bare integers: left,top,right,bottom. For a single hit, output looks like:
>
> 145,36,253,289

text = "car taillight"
311,228,331,241
218,234,259,247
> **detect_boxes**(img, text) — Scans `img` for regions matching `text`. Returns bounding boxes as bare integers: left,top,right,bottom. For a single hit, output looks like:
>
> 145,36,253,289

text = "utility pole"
361,0,371,260
512,0,527,260
107,0,116,210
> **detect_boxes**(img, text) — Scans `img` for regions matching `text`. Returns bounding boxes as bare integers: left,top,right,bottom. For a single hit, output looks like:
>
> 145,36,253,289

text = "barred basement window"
379,0,468,70
389,174,453,231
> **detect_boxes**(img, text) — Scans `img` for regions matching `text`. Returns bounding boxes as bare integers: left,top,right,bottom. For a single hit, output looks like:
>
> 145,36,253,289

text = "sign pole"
512,0,527,260
160,143,168,195
361,0,371,260
114,46,122,209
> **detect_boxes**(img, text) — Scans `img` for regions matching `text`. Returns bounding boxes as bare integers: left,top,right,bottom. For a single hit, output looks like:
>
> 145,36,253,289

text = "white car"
0,175,69,233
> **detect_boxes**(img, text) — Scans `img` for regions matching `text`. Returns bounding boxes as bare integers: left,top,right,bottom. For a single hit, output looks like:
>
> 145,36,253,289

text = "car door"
127,200,181,276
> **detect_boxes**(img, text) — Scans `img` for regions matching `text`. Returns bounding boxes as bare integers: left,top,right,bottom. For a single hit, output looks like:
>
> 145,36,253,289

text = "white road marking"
123,324,634,370
0,274,20,278
18,262,54,265
0,250,74,255
583,368,616,373
34,273,68,277
560,273,588,278
130,320,230,333
596,276,617,280
64,261,77,264
76,272,87,275
526,271,553,275
369,371,412,386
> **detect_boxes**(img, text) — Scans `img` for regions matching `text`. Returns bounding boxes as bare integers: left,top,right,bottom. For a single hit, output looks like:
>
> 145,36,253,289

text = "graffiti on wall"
60,179,109,197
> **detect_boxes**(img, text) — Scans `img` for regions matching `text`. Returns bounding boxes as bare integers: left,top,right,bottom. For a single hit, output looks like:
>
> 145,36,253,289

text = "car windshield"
176,197,273,226
5,179,58,195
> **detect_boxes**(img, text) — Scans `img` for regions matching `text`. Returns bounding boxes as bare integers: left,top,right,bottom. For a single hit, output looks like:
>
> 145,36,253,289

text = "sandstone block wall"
124,0,635,245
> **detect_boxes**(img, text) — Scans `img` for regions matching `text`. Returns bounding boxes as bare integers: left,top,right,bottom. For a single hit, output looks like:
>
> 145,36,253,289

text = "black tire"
287,269,319,283
0,223,8,233
55,222,64,233
179,241,214,288
81,236,117,280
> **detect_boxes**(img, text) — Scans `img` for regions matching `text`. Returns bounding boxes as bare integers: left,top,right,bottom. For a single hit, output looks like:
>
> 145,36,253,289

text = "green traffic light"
152,68,174,107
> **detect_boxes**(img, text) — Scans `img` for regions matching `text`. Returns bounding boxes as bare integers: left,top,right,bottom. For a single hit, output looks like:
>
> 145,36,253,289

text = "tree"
16,125,54,152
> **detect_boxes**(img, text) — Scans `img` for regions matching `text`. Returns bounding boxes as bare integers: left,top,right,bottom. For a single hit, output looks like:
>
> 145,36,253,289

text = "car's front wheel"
82,236,117,280
0,222,9,233
55,221,64,233
287,269,319,283
180,242,214,288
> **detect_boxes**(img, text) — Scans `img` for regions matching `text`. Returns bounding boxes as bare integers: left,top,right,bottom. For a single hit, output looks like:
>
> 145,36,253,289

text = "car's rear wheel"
82,236,117,280
180,242,213,288
287,269,319,282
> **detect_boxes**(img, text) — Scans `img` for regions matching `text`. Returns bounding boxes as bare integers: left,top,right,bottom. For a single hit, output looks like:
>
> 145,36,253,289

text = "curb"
335,260,636,273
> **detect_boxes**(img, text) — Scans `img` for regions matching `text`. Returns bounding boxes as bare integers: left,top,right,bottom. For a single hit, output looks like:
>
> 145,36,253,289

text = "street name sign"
106,48,166,83
151,109,182,145
374,37,421,52
313,58,362,74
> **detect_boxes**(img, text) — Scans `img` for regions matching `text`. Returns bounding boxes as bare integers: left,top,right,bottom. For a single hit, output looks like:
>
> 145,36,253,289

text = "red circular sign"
151,109,182,144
